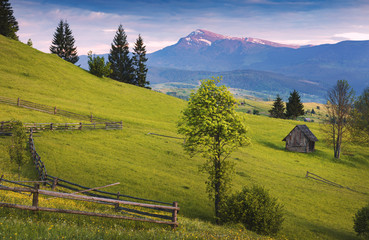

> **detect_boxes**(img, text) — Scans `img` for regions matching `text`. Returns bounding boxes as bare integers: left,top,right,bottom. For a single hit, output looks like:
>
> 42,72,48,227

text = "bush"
354,203,369,238
220,185,284,236
87,51,111,77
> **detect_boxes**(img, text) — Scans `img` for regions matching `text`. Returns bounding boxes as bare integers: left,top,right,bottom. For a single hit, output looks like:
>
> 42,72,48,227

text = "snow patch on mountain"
198,38,212,45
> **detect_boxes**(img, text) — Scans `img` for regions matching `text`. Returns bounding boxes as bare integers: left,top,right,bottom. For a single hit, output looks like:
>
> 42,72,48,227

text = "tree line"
0,0,149,88
50,21,150,88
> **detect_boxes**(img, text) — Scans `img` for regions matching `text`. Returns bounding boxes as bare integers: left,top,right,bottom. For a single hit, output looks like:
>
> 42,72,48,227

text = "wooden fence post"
79,122,82,130
54,107,57,115
172,201,178,230
52,178,58,190
50,123,53,131
90,114,93,122
33,183,39,208
17,97,20,107
115,192,120,211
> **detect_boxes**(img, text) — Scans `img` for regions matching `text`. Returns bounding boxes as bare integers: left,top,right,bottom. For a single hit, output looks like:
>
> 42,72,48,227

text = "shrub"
354,203,369,238
220,185,284,236
87,51,111,77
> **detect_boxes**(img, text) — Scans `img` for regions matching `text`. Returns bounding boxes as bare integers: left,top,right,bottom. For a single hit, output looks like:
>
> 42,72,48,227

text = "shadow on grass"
303,219,358,240
259,140,285,151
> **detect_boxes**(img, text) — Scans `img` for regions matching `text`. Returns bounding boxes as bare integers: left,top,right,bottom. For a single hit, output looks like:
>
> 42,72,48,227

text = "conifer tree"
286,90,304,119
132,34,149,88
50,20,79,64
63,22,79,63
0,0,19,40
108,24,134,84
269,95,285,118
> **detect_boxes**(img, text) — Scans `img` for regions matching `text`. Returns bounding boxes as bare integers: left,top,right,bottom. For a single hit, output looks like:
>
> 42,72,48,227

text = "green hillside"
1,35,369,239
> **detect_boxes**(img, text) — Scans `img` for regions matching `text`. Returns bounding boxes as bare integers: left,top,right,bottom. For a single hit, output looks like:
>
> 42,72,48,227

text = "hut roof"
282,125,318,142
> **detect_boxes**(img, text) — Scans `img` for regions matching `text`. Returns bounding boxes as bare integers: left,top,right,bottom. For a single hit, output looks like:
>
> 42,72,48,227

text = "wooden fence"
0,96,110,123
0,121,122,133
0,180,179,228
29,130,47,181
25,131,180,227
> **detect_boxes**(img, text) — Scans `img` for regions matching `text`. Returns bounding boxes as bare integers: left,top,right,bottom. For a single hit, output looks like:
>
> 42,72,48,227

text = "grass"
1,35,369,239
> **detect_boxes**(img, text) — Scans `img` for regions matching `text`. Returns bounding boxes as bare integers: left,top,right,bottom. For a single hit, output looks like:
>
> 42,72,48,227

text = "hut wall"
285,129,309,153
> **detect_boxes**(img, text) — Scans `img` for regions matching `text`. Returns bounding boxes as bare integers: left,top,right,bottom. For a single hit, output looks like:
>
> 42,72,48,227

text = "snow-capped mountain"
148,29,369,95
176,29,300,49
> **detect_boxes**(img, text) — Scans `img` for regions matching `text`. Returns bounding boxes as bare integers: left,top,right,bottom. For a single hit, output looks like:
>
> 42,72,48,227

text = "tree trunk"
214,158,221,224
334,130,341,159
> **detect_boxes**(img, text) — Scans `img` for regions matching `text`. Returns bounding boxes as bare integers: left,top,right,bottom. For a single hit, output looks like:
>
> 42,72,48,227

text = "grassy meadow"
1,35,369,239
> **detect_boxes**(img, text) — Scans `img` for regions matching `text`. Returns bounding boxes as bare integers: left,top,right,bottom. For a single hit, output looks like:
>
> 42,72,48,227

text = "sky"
11,0,369,54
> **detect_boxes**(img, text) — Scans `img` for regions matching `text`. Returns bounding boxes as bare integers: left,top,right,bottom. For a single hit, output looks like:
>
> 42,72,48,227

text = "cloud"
11,0,369,55
333,32,369,41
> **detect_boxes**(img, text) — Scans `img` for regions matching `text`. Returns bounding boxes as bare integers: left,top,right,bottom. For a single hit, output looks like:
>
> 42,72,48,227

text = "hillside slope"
0,35,185,130
1,35,369,240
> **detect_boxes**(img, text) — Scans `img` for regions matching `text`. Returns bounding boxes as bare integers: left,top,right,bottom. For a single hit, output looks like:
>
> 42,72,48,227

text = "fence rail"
0,96,111,123
24,131,179,227
0,121,122,133
0,183,179,228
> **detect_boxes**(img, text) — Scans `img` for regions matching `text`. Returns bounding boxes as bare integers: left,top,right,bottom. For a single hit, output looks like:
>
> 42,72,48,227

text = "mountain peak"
177,29,300,49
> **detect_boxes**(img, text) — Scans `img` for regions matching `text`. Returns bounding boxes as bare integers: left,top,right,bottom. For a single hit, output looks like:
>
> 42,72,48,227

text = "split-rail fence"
0,179,179,228
25,130,180,227
0,96,114,123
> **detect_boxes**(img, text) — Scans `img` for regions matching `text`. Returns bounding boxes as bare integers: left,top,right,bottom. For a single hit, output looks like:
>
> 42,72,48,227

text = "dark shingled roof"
282,125,318,142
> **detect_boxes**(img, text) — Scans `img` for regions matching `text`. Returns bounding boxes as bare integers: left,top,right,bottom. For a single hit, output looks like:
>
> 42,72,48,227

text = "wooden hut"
282,125,318,153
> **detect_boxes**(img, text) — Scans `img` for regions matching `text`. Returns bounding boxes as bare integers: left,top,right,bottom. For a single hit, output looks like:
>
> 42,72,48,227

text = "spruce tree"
286,90,305,119
50,20,79,64
269,95,285,118
0,0,19,40
50,20,65,57
63,22,79,64
132,34,149,88
108,24,134,84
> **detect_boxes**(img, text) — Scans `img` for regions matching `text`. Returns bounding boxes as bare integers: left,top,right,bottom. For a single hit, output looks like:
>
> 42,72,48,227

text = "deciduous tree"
350,87,369,144
108,24,134,84
178,77,249,223
87,51,111,77
0,0,19,40
325,80,354,159
8,120,27,180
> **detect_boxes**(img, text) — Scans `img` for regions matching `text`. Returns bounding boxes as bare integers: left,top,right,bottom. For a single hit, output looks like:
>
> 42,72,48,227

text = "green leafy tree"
108,24,134,84
0,0,19,40
178,77,249,223
269,94,285,118
350,87,369,144
353,203,369,238
50,20,79,64
8,120,27,180
132,34,149,88
87,51,112,77
325,80,354,159
286,90,304,119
